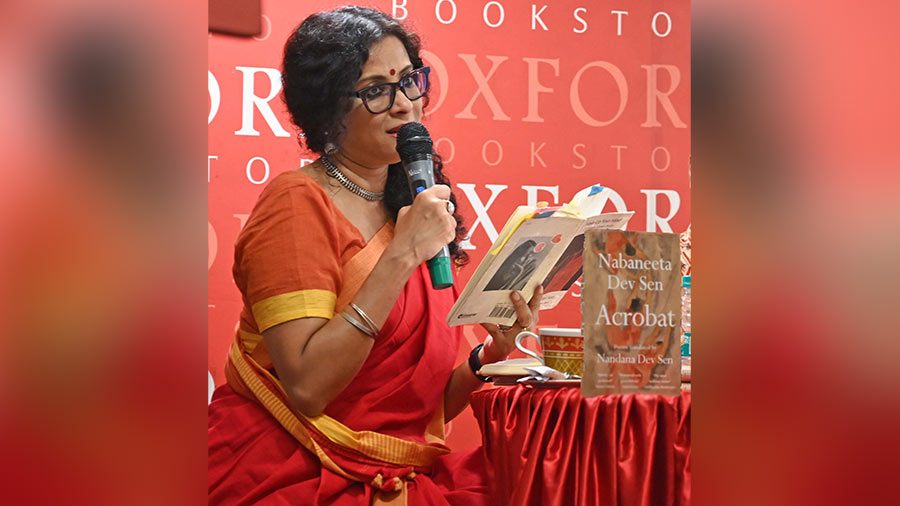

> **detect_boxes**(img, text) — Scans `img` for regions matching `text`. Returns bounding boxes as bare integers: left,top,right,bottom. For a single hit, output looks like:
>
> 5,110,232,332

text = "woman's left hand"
479,285,543,363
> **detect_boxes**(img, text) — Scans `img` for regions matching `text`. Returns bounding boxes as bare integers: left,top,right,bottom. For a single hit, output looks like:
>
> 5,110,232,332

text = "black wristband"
468,343,492,383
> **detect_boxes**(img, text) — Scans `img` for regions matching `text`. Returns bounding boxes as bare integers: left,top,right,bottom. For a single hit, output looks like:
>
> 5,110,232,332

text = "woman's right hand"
390,184,457,265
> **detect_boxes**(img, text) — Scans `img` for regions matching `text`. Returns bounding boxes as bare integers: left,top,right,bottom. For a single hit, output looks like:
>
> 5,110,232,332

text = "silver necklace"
321,156,385,201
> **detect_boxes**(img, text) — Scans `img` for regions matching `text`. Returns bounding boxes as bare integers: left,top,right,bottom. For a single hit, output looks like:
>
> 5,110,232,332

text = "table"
470,385,691,506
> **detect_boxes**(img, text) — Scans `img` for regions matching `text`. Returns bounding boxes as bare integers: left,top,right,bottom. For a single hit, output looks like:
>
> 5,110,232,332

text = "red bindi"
389,69,396,76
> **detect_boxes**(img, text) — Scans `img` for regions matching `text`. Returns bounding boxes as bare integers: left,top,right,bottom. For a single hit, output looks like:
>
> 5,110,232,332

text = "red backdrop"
208,0,690,451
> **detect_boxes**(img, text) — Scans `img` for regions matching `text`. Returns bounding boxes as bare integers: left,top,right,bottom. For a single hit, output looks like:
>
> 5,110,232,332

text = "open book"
447,185,633,327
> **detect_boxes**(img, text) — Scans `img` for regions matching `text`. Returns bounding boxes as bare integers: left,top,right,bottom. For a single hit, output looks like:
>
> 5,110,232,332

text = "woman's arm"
443,286,543,421
264,185,457,417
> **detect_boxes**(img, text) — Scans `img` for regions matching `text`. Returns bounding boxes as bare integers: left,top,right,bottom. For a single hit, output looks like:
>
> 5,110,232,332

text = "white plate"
519,378,582,388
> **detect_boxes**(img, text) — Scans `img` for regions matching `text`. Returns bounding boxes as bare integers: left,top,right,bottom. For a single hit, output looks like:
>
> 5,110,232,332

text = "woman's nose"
390,87,414,114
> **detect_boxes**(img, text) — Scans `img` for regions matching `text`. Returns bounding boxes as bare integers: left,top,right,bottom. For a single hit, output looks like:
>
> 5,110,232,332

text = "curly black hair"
282,6,468,266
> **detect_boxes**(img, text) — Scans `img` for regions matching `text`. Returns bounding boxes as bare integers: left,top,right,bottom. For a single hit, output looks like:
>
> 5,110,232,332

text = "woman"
208,7,542,505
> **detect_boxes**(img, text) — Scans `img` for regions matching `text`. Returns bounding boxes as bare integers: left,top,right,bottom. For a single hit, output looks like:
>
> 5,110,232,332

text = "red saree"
208,172,488,505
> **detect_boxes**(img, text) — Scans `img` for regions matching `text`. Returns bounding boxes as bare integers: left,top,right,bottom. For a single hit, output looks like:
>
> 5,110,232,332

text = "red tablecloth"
470,386,690,506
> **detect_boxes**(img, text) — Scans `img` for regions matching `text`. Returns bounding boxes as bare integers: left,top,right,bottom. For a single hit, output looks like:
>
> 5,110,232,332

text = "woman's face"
340,36,423,167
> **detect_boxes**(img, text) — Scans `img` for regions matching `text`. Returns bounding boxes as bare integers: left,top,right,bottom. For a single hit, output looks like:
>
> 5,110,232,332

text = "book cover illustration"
581,230,682,397
537,212,639,311
484,236,554,291
541,234,585,294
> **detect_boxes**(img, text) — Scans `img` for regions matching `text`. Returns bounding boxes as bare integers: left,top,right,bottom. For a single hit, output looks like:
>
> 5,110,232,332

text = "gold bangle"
341,311,376,338
349,302,380,336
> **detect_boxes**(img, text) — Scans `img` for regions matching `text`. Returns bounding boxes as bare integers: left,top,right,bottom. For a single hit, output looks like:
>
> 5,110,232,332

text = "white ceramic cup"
515,328,585,376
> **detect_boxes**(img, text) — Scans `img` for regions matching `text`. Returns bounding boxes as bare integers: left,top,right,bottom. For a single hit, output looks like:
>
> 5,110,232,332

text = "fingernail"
511,291,521,301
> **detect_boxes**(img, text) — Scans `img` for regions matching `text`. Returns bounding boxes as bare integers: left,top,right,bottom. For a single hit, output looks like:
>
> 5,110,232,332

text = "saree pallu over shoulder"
223,222,451,505
335,223,394,311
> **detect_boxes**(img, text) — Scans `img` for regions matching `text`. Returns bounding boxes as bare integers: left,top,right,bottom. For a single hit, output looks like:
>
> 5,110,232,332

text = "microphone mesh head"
396,122,433,159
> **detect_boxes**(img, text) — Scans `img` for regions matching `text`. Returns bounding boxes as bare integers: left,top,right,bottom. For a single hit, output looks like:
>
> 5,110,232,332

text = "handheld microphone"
396,122,453,290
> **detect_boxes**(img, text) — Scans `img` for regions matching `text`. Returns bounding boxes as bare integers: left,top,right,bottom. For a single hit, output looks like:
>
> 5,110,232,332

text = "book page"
582,212,633,232
447,205,535,324
447,214,583,326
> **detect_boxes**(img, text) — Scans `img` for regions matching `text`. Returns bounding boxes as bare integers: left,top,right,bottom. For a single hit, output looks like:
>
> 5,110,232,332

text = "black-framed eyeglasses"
354,67,430,114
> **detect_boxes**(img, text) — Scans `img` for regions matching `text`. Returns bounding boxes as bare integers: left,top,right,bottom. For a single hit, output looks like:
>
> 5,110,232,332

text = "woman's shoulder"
230,172,339,247
253,170,335,213
261,169,325,197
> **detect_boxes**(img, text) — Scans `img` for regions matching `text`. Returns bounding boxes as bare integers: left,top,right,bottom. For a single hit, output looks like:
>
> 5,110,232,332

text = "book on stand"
581,230,682,396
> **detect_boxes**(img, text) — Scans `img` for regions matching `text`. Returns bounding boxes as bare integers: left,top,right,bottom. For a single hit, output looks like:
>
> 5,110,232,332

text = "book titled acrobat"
581,230,682,396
